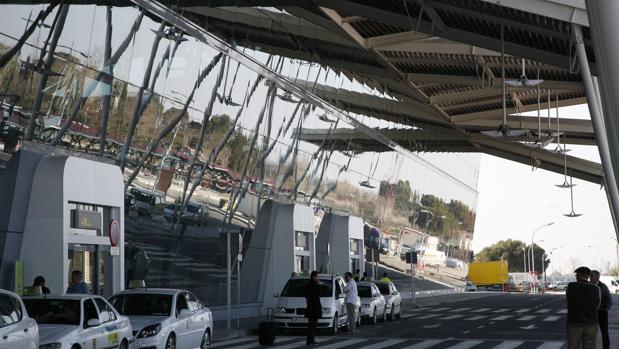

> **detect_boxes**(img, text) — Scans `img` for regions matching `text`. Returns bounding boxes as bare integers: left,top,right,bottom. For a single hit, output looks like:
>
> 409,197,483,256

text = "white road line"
543,316,561,322
428,307,451,312
400,340,445,349
440,314,465,320
557,309,568,314
315,338,366,349
536,342,565,349
491,315,512,321
517,315,536,321
515,309,530,313
493,309,510,313
465,315,487,321
211,337,256,347
471,308,490,313
452,307,472,312
492,341,524,349
416,314,441,320
357,339,406,349
535,309,551,314
401,314,415,319
445,340,484,349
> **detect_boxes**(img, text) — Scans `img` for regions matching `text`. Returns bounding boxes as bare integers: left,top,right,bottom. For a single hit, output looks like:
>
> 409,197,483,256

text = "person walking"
566,266,601,349
590,270,612,349
305,271,322,345
343,272,359,334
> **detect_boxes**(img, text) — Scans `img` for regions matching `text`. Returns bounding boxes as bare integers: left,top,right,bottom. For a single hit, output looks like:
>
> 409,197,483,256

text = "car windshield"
357,285,373,298
376,284,390,295
186,204,200,213
109,294,172,316
280,279,332,297
24,299,80,325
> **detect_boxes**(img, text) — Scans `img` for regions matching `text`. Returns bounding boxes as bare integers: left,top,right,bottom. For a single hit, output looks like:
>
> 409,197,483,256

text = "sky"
2,5,617,274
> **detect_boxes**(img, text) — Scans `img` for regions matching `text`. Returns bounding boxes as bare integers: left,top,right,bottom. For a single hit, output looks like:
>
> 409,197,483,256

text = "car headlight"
322,307,332,315
138,323,162,338
274,307,287,314
39,344,62,349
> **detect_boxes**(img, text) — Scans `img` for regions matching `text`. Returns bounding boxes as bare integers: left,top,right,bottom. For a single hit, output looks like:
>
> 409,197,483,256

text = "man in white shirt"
343,272,359,334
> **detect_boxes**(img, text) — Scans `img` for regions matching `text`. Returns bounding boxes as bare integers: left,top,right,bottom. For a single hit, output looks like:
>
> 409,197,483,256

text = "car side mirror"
87,318,101,327
178,309,191,318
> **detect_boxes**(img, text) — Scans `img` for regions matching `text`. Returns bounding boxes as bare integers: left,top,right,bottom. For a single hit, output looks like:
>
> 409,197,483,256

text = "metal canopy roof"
6,0,600,181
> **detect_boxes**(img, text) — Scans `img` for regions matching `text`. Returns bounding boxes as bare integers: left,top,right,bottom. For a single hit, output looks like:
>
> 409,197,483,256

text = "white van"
600,276,619,294
272,274,359,335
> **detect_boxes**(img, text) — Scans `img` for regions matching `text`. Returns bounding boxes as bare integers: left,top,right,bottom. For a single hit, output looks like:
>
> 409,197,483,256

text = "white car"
374,281,401,320
465,281,477,292
357,282,387,324
0,289,38,349
273,274,359,335
23,294,132,349
110,288,213,349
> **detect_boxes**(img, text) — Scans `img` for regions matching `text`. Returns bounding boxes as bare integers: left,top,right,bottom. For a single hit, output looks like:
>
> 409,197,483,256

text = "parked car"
24,294,132,349
600,276,619,294
110,288,213,349
0,289,38,349
374,281,401,320
357,282,387,324
272,274,358,335
554,281,569,291
464,281,477,292
163,201,209,226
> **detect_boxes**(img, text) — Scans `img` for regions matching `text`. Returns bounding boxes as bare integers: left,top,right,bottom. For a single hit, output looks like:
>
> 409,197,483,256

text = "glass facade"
0,4,479,307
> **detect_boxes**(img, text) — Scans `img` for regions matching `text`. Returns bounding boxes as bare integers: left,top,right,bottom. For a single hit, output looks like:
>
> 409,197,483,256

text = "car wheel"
370,307,377,325
165,334,176,349
201,329,211,349
328,313,338,336
118,340,128,349
379,306,387,323
71,345,81,349
388,306,394,321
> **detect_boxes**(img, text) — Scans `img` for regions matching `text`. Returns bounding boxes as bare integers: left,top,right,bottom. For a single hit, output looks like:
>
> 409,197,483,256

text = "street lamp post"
530,222,554,294
522,246,527,274
528,239,545,293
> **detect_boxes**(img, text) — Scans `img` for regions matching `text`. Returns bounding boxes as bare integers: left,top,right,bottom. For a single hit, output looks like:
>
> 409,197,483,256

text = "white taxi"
23,294,132,349
0,289,38,348
357,282,387,324
110,288,213,349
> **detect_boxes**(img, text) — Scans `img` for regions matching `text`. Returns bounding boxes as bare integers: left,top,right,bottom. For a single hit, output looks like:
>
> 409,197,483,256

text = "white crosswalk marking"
492,341,524,349
356,339,406,348
428,307,451,312
465,315,487,321
269,339,310,349
440,314,465,320
416,314,441,320
445,340,484,349
536,342,565,349
471,308,490,313
558,309,568,314
517,315,536,321
543,316,561,322
535,309,551,314
515,308,530,313
401,339,445,349
492,308,510,313
491,315,512,321
452,307,472,312
317,338,365,349
401,314,415,319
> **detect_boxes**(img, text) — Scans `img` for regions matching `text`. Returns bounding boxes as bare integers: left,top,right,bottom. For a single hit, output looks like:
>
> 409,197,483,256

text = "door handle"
2,335,7,340
23,328,28,332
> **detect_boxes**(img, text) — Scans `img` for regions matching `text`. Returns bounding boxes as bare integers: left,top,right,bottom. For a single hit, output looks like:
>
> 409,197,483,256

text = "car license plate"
291,317,307,323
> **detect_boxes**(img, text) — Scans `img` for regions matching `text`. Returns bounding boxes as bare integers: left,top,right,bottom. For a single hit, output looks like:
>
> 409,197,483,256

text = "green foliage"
475,239,550,273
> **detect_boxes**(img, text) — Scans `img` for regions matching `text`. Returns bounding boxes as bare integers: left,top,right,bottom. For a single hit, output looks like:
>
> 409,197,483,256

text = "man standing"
343,272,359,334
590,270,612,349
305,271,322,345
566,267,601,349
66,270,89,294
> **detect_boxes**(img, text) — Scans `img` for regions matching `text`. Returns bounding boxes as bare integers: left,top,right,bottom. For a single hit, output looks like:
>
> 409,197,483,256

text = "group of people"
566,267,612,349
302,270,390,345
29,270,90,295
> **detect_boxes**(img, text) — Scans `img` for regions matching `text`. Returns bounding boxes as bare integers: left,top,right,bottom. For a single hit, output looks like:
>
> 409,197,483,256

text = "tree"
394,180,412,212
475,239,550,273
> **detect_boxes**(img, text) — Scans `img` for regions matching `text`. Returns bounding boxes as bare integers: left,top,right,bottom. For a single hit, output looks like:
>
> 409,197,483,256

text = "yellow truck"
467,260,509,287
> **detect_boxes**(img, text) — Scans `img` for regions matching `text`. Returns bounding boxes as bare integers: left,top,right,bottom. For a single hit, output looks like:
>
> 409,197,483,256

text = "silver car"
374,281,401,320
357,282,386,324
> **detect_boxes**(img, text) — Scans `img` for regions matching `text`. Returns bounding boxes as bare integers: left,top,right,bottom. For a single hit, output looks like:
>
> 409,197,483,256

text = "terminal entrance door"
68,243,113,297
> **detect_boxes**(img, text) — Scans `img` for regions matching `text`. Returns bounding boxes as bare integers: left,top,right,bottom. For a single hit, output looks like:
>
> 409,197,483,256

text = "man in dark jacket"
566,266,601,349
305,271,322,345
591,270,612,349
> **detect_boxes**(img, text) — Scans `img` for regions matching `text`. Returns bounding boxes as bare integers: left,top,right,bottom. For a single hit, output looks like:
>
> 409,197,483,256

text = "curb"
213,328,255,342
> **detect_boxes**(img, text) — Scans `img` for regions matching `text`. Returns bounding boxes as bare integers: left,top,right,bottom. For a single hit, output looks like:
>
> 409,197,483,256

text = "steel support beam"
451,97,587,122
407,73,583,90
478,0,588,27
